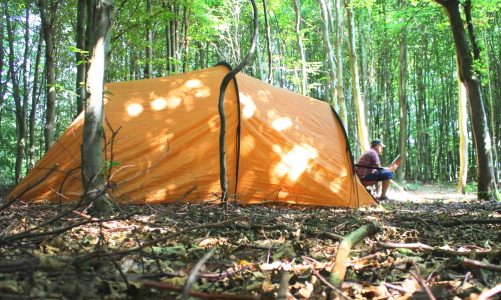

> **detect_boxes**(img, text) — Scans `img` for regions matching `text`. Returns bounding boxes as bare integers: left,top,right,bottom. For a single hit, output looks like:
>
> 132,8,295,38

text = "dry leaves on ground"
0,189,500,299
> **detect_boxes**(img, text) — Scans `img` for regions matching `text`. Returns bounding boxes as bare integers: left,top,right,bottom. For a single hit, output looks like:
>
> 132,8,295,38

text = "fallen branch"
377,241,500,259
329,222,380,288
441,218,501,227
459,257,501,272
478,284,501,300
142,281,259,300
0,167,57,212
182,248,216,299
302,256,350,300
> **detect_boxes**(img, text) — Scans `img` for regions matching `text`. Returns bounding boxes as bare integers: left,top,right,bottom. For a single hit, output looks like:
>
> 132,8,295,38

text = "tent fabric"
8,65,376,207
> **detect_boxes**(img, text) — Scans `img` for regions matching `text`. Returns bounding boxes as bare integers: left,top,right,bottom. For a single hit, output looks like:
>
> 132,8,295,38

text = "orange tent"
8,64,376,207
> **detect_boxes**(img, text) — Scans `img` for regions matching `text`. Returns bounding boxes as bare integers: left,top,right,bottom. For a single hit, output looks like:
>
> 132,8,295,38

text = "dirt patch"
0,189,499,299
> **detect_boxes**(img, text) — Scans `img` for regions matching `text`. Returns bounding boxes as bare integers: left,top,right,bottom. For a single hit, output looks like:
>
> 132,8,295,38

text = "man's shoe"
378,195,389,201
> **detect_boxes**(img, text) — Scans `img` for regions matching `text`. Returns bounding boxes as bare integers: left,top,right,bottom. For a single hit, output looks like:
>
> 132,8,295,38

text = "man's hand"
385,164,397,172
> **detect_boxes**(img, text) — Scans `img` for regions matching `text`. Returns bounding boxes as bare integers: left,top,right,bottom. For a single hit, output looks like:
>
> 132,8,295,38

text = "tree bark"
82,0,114,214
334,0,347,128
0,5,5,146
76,0,87,115
397,4,408,182
317,0,337,108
28,32,44,170
457,60,468,193
5,2,27,183
38,0,58,152
144,0,152,78
262,0,273,83
436,0,497,200
292,0,308,95
345,0,369,152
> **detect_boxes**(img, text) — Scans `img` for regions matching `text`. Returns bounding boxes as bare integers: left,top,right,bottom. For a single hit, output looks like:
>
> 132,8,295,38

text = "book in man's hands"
390,154,402,169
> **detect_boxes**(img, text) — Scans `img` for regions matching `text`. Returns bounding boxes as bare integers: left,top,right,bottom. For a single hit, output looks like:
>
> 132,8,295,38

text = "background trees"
1,0,499,198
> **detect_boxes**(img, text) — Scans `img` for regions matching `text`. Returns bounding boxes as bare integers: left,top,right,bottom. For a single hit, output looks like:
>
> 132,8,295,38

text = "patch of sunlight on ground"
386,184,477,203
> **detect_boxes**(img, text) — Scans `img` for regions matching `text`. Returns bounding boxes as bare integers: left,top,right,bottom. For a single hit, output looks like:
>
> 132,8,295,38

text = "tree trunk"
181,3,189,73
292,0,308,95
397,6,408,182
457,59,469,193
345,0,369,152
5,2,27,183
76,0,86,115
262,0,273,83
0,4,5,142
317,0,337,108
144,0,152,78
334,0,347,128
82,0,114,214
28,32,44,170
436,0,497,200
38,0,58,152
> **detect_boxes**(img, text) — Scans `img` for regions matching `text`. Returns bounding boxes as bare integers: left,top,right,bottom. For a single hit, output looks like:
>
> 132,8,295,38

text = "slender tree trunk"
76,0,86,115
292,0,308,95
457,62,469,193
334,0,347,128
397,12,408,182
318,0,337,108
82,0,114,214
262,0,273,83
0,5,5,138
181,3,189,73
345,0,369,152
436,0,497,200
28,32,43,170
38,0,58,152
22,4,31,173
255,32,265,80
5,2,27,183
144,0,152,78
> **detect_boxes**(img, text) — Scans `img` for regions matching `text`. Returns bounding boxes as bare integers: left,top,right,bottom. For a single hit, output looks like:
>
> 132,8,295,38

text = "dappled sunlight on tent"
207,115,220,132
185,78,202,88
257,89,272,102
272,117,292,132
125,102,144,117
270,144,318,184
240,135,256,157
150,97,168,111
329,180,343,193
240,92,256,119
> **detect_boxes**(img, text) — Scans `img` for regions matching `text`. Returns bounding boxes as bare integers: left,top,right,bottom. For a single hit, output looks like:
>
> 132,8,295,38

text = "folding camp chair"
361,179,379,197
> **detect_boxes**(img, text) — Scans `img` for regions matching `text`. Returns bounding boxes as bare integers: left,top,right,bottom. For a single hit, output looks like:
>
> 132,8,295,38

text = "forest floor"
0,184,500,299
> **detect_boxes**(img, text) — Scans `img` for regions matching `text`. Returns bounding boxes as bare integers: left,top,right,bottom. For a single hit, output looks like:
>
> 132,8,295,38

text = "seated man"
355,139,396,200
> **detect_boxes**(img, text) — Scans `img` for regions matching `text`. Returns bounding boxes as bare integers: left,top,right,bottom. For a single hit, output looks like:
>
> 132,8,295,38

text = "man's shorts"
362,170,394,181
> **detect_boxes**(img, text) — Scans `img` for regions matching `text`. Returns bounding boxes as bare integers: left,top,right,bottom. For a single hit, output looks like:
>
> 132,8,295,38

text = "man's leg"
363,171,394,199
381,180,390,198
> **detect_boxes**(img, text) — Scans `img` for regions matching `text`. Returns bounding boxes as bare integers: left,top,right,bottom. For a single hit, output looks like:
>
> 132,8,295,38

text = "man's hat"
371,139,386,147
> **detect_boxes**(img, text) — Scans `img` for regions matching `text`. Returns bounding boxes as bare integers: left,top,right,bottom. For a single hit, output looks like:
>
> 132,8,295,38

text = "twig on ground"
0,167,57,212
329,221,380,287
181,248,216,299
277,269,289,300
302,256,350,300
459,257,501,272
478,284,501,300
377,241,500,259
142,281,259,300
